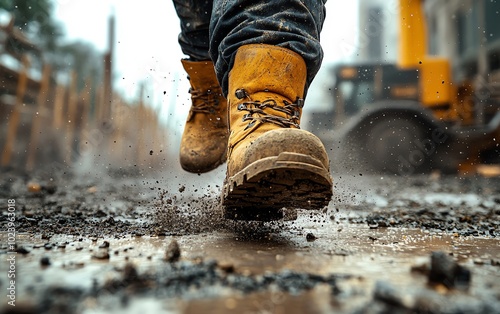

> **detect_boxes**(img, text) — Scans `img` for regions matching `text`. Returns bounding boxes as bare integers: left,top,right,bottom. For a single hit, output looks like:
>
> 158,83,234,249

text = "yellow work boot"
222,44,333,220
179,60,229,173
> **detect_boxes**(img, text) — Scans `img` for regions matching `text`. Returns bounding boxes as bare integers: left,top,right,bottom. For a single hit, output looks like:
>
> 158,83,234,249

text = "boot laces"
235,89,303,130
189,87,221,114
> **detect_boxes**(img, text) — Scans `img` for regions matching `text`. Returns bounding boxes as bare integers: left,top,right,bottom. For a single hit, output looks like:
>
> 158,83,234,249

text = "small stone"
165,239,181,262
99,241,110,249
92,249,110,260
306,233,317,242
377,220,388,228
40,257,51,266
16,246,30,254
411,262,429,275
219,262,235,273
123,263,139,282
87,186,98,193
44,184,57,194
374,281,405,306
429,251,471,290
27,182,42,193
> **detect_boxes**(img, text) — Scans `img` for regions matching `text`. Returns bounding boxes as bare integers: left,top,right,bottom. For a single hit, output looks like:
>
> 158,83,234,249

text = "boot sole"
222,152,333,221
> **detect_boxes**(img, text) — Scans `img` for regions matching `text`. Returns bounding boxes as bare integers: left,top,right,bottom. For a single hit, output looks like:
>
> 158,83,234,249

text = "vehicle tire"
363,117,431,175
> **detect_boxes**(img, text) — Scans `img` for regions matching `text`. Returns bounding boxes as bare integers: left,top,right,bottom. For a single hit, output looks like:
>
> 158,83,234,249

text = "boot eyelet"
296,98,304,108
237,104,247,111
245,121,256,130
235,89,247,99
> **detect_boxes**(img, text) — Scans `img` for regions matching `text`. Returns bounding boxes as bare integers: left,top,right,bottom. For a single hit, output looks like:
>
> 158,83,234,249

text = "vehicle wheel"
364,117,430,175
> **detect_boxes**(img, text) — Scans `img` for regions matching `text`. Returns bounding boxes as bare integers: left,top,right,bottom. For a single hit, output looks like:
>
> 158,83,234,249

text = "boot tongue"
181,59,219,91
180,59,225,125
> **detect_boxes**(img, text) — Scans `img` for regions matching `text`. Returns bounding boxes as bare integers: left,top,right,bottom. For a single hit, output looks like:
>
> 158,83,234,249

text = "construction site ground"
1,166,500,314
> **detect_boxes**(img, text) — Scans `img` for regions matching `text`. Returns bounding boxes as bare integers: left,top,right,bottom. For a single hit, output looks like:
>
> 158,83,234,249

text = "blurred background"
0,0,360,176
1,0,499,178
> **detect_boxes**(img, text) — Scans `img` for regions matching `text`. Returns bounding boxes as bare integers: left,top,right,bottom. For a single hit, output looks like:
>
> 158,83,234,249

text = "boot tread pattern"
222,153,333,221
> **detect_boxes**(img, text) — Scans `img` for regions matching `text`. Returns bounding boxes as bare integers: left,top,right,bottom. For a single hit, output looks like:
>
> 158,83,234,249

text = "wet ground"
1,166,500,313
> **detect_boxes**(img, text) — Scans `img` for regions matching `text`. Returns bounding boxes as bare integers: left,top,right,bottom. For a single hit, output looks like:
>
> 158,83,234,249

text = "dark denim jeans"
172,0,326,96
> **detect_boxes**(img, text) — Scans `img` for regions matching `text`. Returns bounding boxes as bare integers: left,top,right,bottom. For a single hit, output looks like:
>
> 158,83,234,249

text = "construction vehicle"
313,0,500,175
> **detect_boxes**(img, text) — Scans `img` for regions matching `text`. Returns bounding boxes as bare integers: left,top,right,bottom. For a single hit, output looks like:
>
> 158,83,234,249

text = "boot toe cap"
229,128,330,175
180,137,227,173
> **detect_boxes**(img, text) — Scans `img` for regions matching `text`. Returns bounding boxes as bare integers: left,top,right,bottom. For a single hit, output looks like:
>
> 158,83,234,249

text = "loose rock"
428,251,471,290
165,239,181,262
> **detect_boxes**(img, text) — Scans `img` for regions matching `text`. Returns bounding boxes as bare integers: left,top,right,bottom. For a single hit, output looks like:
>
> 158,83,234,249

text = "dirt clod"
92,249,110,260
16,246,30,254
40,256,51,266
27,181,42,193
306,233,317,242
428,251,471,290
99,241,110,249
166,239,181,262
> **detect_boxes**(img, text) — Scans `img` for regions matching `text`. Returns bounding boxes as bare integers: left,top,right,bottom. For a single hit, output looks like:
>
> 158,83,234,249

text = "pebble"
40,257,51,266
99,241,110,249
429,251,471,290
92,249,110,260
218,262,235,273
16,246,30,254
306,233,317,242
27,182,42,193
166,239,181,262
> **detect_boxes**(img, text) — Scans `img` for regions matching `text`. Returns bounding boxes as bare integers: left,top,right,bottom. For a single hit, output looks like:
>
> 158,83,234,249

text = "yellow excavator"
315,0,500,174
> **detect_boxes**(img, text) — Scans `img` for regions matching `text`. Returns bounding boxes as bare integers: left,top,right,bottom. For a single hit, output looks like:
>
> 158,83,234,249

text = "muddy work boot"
179,60,229,173
222,44,333,221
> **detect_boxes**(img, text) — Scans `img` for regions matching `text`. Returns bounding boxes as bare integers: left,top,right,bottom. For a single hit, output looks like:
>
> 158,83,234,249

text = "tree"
0,0,63,51
0,0,103,92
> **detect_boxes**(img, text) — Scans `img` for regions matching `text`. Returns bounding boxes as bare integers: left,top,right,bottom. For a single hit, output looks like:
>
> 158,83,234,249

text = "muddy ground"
1,166,499,314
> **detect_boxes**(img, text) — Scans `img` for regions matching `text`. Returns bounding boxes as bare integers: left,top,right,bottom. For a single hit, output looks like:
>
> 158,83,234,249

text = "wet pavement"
1,167,500,313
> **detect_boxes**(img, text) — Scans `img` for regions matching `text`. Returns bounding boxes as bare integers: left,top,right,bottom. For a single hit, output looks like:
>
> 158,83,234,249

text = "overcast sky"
53,0,359,130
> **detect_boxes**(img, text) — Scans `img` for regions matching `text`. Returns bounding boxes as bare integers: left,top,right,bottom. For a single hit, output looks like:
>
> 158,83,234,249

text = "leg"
172,0,213,61
209,0,326,95
208,1,333,220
